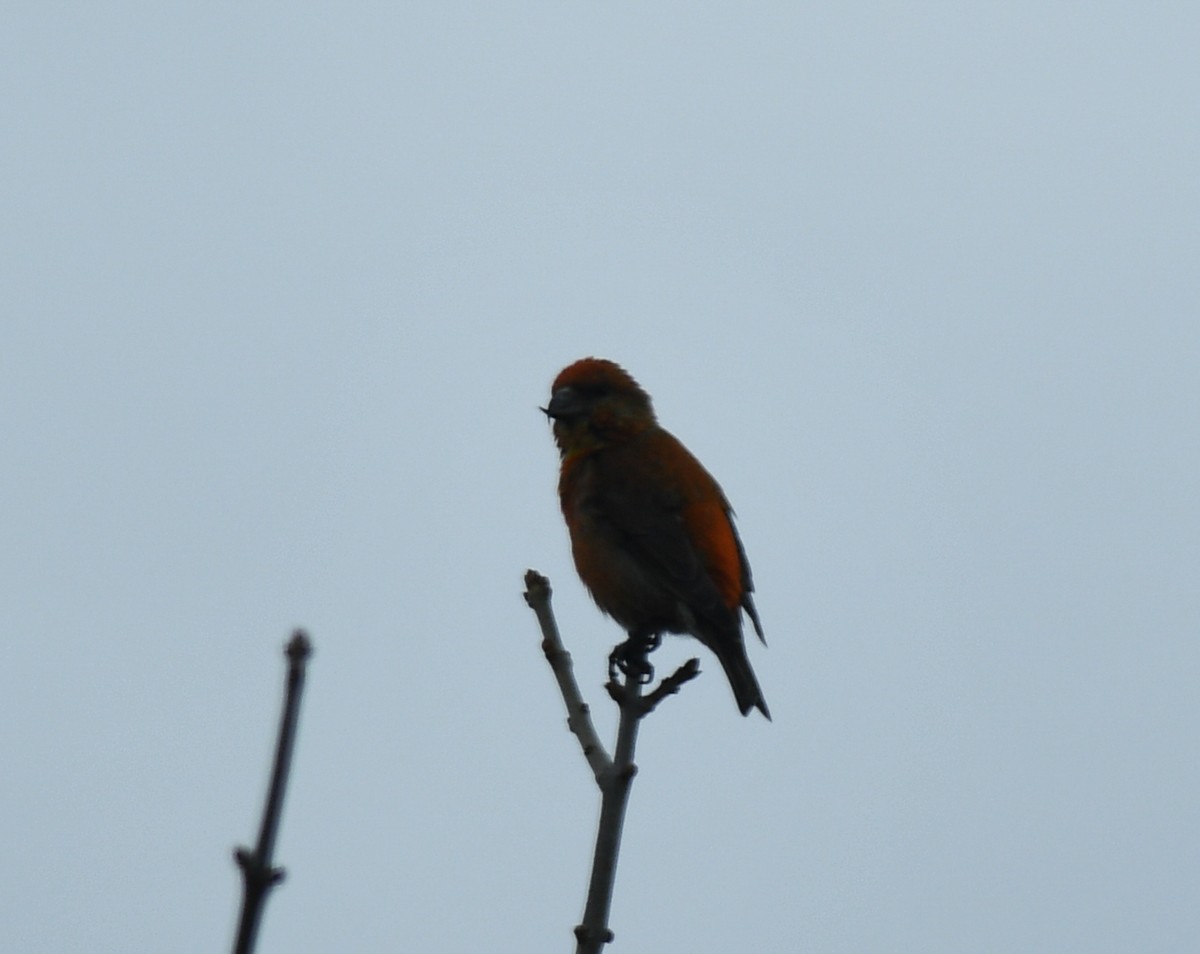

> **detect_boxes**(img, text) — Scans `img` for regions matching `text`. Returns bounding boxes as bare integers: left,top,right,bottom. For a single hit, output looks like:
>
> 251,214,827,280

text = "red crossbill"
544,358,769,718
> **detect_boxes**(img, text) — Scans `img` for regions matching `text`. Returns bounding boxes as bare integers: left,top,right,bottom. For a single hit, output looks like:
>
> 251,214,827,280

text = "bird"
543,357,770,718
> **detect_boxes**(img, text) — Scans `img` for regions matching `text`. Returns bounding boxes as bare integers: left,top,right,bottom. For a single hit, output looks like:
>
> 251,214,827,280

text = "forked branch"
523,570,700,953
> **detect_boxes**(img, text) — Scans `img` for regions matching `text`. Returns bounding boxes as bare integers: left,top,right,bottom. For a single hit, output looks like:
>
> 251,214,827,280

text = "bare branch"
231,630,313,954
524,571,697,954
575,674,642,954
524,570,611,781
640,657,702,714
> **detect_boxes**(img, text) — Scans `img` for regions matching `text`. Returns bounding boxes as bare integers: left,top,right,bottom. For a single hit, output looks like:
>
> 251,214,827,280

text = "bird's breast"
559,455,691,635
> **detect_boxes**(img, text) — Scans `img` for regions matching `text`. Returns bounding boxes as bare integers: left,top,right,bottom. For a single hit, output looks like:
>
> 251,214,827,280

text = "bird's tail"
714,642,771,720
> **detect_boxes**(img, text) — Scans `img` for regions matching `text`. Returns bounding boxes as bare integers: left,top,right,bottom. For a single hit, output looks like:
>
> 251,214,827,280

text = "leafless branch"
524,570,611,781
523,570,696,954
231,630,313,954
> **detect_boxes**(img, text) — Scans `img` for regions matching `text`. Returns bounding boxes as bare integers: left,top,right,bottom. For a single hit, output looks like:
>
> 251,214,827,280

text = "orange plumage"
544,358,769,718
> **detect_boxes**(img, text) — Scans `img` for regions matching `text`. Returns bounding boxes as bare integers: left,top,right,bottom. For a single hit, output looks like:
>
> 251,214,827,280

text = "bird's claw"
609,633,662,685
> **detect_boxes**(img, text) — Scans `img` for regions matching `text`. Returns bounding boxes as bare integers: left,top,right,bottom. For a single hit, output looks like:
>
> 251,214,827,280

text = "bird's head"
543,358,657,457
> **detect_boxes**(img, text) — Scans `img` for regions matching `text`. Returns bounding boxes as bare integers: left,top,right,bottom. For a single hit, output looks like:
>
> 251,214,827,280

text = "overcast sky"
2,4,1197,952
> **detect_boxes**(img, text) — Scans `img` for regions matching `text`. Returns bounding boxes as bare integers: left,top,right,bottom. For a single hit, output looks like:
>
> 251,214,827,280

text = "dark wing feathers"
591,431,743,638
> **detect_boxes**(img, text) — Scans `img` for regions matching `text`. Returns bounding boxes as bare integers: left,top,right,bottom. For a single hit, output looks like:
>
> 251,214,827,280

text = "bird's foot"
609,633,662,686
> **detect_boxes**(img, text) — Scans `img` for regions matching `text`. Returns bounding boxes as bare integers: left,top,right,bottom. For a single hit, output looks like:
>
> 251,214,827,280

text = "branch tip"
641,658,702,714
523,569,552,606
285,629,312,662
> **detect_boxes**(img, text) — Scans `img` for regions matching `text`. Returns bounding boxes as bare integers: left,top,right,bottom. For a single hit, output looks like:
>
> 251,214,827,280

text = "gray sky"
3,4,1197,952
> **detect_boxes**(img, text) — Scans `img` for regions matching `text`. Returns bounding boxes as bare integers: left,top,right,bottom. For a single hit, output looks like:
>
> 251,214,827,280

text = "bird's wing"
593,429,743,634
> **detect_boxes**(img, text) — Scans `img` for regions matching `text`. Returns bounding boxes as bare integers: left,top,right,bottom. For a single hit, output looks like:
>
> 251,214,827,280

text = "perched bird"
544,357,769,719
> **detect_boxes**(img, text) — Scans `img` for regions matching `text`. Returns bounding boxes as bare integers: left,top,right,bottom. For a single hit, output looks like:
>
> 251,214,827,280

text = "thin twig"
574,673,641,954
524,570,611,780
640,657,702,714
524,570,697,954
231,630,313,954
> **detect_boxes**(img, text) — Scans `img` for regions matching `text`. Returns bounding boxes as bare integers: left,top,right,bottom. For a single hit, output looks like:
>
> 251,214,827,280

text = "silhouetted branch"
231,630,313,954
524,570,610,781
638,657,702,715
523,570,698,954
